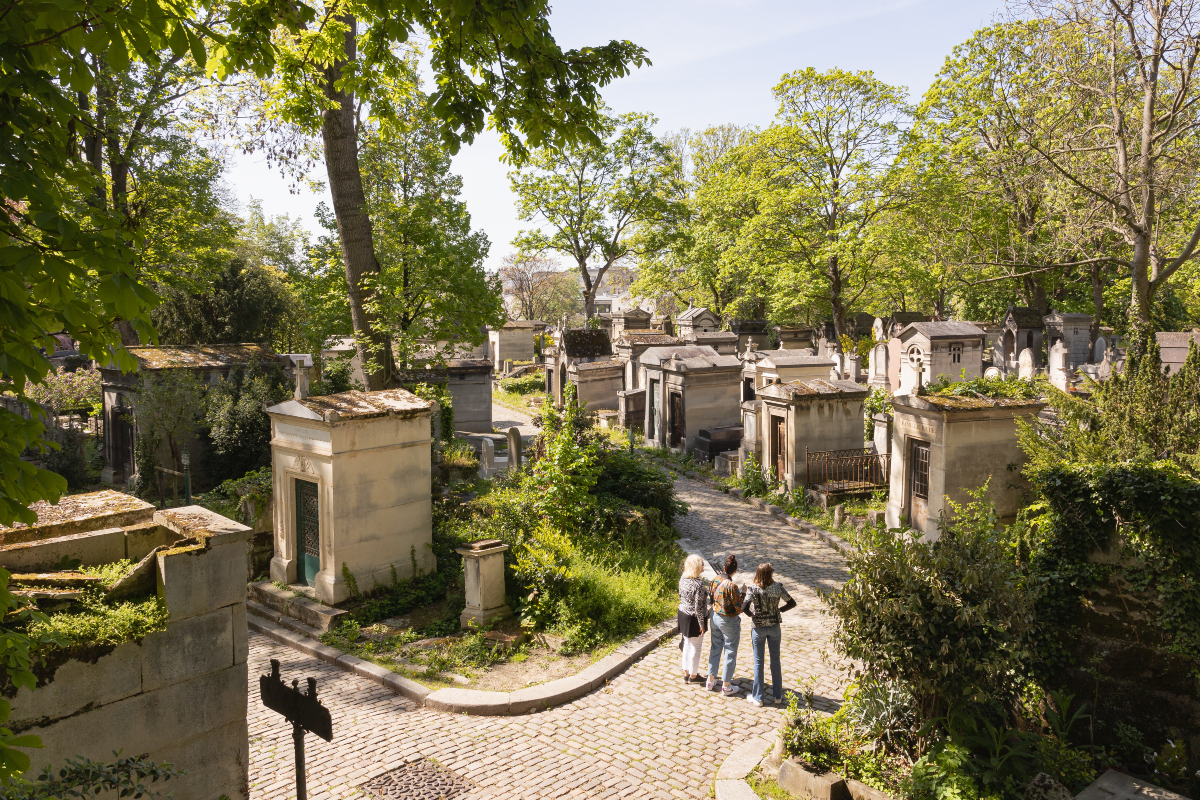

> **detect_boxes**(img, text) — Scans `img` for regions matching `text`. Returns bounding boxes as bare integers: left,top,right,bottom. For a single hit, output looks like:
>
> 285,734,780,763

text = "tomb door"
295,478,321,586
772,415,787,483
558,364,567,405
909,440,930,531
668,392,684,447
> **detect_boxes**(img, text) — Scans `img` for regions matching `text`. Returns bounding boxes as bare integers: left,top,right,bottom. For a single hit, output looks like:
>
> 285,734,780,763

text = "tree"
499,253,583,323
735,69,909,340
358,93,504,365
204,360,292,483
225,4,649,387
510,112,673,319
1002,0,1200,338
131,370,205,472
151,259,295,346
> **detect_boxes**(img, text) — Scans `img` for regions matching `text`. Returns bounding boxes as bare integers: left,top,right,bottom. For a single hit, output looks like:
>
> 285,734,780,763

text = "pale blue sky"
226,0,1004,271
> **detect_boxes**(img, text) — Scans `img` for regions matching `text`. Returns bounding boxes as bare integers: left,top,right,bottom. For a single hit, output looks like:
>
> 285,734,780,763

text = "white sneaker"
746,696,763,708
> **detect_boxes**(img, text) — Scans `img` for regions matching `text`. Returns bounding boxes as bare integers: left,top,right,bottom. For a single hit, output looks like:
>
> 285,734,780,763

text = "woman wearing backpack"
706,554,742,696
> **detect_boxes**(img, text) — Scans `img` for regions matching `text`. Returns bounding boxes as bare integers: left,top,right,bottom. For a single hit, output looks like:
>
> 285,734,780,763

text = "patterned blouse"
742,582,794,628
678,576,710,621
711,577,743,617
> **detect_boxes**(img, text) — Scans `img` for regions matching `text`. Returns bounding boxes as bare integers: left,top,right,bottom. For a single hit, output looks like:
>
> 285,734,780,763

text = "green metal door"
295,479,320,586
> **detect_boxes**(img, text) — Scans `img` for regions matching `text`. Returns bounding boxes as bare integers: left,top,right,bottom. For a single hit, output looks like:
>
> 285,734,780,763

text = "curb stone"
248,612,677,715
713,733,774,799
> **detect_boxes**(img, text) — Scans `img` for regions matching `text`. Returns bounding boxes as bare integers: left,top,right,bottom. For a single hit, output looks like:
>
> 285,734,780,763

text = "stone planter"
777,758,894,800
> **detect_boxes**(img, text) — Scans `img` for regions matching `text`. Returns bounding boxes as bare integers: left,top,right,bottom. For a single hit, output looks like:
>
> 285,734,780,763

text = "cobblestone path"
248,478,848,800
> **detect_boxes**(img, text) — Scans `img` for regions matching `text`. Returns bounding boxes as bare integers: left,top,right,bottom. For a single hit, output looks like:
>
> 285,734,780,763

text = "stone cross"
1049,341,1070,391
506,427,522,469
1018,348,1035,381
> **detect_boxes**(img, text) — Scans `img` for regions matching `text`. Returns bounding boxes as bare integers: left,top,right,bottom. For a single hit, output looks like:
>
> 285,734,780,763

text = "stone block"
423,688,510,715
715,780,760,800
123,523,171,561
381,672,430,703
1075,769,1186,800
140,607,235,692
154,505,252,547
848,778,895,800
575,653,627,690
146,717,249,800
20,663,247,780
248,580,291,614
232,602,248,666
157,539,247,620
9,640,143,729
778,759,850,800
0,527,126,572
716,736,771,780
287,593,348,633
337,654,395,686
508,676,589,714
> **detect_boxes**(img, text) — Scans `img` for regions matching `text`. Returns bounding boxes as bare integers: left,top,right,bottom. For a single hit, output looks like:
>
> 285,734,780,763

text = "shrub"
195,466,273,522
594,448,687,526
312,354,361,396
27,589,169,649
3,753,182,800
25,367,101,415
824,485,1034,739
737,451,771,497
204,359,291,484
498,374,546,395
442,439,478,470
41,427,90,489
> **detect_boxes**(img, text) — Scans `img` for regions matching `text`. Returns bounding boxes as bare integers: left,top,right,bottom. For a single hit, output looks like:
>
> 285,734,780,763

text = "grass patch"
28,590,169,649
746,767,796,800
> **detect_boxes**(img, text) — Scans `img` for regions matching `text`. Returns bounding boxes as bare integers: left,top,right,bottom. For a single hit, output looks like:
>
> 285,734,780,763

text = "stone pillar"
507,427,522,469
846,354,861,382
457,539,511,629
480,437,495,476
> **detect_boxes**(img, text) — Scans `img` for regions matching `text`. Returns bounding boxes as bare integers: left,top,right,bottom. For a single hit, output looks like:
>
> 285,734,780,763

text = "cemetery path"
491,402,538,439
247,477,848,800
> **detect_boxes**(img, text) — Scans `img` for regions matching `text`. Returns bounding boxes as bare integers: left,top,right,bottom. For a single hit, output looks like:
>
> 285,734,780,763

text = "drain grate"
362,759,473,800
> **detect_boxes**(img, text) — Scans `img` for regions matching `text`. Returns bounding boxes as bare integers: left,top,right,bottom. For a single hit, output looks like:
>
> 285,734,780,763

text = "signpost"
260,659,333,800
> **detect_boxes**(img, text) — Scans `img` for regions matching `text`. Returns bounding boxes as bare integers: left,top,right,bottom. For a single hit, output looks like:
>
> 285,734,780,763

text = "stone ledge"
247,609,678,716
715,779,759,800
716,736,771,780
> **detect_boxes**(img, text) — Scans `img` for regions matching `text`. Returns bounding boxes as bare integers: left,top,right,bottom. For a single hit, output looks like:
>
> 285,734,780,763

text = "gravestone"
1048,341,1070,391
868,342,890,390
984,366,1003,379
829,367,841,380
830,351,844,379
480,438,495,474
456,539,511,628
872,317,886,342
506,427,522,469
1093,336,1107,362
846,353,861,382
1018,348,1035,381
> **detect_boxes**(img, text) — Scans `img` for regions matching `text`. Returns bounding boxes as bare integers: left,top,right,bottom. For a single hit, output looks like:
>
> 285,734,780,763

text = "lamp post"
181,448,191,505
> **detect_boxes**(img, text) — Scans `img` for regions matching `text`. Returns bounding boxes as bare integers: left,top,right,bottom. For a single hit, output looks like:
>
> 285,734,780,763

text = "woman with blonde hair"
677,554,709,684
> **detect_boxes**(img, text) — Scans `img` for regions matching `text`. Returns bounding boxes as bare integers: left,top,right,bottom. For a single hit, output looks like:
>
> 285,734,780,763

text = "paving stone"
249,477,847,800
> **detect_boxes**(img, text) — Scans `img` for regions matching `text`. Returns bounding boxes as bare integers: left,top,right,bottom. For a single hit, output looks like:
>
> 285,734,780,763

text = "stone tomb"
640,345,742,453
400,358,494,434
612,331,681,391
674,306,722,339
740,349,837,401
608,306,652,341
1043,311,1093,369
568,358,624,411
266,388,435,604
550,328,613,406
896,321,986,395
998,306,1045,369
729,319,771,352
753,379,869,493
884,393,1044,539
488,320,546,374
0,493,251,800
773,325,817,351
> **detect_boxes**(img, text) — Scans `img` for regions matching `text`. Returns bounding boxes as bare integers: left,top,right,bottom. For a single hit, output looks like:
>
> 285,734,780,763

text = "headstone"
830,351,844,378
984,366,1003,379
872,317,886,342
829,366,841,381
1093,336,1107,362
480,437,495,474
872,413,891,455
507,427,522,469
294,366,311,400
1018,348,1035,381
832,505,845,527
868,342,890,389
1049,341,1070,390
846,354,861,382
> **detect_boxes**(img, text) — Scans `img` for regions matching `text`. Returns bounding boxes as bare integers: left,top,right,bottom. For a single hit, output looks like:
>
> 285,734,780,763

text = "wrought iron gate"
295,479,320,586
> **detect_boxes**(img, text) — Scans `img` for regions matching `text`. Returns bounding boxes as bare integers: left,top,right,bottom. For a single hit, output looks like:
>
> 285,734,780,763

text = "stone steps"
246,599,323,639
247,580,348,634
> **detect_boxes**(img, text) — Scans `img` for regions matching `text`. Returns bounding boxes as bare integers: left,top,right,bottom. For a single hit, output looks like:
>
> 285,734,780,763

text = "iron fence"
804,446,890,493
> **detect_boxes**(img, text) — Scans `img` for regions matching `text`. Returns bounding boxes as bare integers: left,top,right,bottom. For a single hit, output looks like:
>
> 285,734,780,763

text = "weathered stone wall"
4,504,251,800
444,369,492,433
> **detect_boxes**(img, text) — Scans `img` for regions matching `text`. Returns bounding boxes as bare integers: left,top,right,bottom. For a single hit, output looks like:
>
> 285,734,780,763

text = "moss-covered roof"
562,328,613,358
125,343,277,370
271,388,431,421
0,490,155,543
918,395,1045,411
617,333,680,346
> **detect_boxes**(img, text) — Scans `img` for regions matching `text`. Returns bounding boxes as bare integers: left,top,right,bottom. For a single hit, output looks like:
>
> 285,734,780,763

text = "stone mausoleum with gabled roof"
266,388,435,604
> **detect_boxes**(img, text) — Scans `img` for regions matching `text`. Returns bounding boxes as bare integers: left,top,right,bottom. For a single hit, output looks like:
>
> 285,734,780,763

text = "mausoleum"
266,388,435,604
640,345,741,452
1043,311,1093,369
884,393,1044,539
895,321,986,395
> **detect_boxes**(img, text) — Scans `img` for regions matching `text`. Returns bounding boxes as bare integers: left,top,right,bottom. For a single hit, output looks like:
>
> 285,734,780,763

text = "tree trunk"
828,255,846,343
1089,263,1105,348
1130,235,1154,330
321,15,395,390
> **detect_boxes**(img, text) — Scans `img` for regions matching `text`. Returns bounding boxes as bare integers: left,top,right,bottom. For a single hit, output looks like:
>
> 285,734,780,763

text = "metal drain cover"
362,759,473,800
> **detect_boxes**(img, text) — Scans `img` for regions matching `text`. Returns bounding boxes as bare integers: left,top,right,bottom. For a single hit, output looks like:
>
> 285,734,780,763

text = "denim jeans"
707,612,741,683
750,624,783,703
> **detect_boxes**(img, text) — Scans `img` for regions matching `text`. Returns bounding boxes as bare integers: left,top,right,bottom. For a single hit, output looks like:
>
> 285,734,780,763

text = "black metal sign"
260,659,333,800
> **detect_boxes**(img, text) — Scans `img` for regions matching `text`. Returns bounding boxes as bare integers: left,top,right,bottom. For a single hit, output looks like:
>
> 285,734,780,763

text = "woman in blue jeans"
706,555,742,696
741,563,796,707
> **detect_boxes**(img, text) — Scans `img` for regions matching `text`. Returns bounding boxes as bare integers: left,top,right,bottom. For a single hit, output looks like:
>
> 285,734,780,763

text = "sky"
224,0,1005,272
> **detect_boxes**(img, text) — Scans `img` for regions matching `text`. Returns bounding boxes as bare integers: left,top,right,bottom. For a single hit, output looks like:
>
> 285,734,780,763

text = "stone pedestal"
457,539,511,629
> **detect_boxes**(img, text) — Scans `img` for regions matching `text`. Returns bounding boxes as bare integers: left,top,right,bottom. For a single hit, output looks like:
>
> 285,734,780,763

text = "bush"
195,466,273,522
312,354,361,396
41,427,90,489
737,451,771,497
442,439,478,470
498,374,546,395
824,486,1034,734
594,448,687,526
204,359,291,484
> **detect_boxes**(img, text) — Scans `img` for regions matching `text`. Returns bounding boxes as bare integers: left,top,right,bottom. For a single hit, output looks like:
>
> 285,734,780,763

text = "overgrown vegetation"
23,562,169,650
923,373,1041,400
195,466,273,523
497,374,546,395
203,359,292,484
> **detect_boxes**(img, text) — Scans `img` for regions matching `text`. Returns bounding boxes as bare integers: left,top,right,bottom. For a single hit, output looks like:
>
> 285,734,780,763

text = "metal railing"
804,447,890,493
